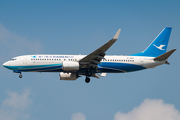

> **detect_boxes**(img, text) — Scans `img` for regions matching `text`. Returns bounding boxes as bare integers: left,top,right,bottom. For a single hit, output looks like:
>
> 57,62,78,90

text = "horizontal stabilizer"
154,49,176,61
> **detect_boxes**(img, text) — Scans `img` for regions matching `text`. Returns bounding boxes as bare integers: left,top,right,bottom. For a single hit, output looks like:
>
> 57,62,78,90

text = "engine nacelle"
59,72,77,80
62,61,79,71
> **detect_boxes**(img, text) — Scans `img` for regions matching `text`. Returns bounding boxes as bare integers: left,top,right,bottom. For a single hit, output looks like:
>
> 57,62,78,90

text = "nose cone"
3,61,9,68
3,61,14,70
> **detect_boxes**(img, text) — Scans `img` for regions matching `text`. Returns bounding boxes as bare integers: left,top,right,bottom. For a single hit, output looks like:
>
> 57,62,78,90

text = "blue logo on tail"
153,44,166,50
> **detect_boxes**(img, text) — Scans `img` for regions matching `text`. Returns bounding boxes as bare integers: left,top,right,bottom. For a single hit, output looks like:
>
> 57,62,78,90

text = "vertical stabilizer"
131,27,172,57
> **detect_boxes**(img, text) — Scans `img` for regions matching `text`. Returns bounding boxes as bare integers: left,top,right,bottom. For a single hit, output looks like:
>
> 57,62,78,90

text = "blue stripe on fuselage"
98,62,146,72
5,63,62,72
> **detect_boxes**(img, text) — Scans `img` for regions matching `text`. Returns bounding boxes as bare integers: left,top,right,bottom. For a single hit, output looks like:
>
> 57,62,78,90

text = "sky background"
0,0,180,120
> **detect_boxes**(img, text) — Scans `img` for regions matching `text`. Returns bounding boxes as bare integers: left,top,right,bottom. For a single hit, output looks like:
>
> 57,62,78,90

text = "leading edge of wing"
79,29,121,64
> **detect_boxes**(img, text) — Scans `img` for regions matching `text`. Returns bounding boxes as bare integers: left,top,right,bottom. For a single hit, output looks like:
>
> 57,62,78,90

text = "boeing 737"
3,27,176,83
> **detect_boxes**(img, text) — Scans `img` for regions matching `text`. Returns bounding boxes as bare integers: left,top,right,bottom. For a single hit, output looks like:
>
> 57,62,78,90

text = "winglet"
113,29,121,39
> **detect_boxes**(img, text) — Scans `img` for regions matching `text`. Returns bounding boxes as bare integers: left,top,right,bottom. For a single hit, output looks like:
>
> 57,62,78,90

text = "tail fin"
131,27,172,57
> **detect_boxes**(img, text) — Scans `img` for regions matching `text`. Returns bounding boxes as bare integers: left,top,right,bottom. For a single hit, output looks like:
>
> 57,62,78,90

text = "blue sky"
0,0,180,120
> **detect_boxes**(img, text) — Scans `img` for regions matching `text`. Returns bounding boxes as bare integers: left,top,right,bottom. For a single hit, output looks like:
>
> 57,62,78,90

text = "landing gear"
19,74,22,78
85,77,90,83
85,68,92,83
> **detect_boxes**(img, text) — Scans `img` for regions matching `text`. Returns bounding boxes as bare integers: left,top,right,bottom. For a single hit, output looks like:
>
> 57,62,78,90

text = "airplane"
3,27,176,83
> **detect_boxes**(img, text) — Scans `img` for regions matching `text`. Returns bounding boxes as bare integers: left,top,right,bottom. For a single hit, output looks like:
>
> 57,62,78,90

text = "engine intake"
62,61,79,71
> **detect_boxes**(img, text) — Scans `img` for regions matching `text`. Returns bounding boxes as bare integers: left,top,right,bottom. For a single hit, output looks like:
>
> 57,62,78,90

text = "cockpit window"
10,58,17,61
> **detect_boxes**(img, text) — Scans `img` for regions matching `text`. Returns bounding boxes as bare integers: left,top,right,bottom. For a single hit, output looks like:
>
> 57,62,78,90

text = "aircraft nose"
3,61,9,67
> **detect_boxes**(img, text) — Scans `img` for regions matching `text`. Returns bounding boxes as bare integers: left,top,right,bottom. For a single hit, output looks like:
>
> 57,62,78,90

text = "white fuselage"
3,54,165,73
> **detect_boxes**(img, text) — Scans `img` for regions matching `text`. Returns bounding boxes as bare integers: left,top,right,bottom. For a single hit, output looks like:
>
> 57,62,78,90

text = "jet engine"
62,61,79,71
59,72,77,80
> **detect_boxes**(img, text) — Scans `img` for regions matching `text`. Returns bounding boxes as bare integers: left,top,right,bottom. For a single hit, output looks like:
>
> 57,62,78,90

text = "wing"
79,29,121,68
